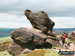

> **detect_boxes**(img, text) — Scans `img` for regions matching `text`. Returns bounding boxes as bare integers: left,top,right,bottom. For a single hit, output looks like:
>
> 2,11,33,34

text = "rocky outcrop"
7,10,60,56
25,9,55,36
8,28,54,56
68,31,75,39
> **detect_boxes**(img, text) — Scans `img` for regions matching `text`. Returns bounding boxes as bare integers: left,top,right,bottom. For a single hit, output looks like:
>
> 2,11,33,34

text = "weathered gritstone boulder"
20,28,59,46
7,28,53,56
8,42,24,56
25,9,55,36
68,31,75,39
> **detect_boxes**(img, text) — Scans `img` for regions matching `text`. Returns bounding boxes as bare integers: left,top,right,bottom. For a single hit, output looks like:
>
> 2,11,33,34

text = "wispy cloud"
52,17,75,28
0,13,32,28
0,0,75,28
0,0,75,16
0,13,75,28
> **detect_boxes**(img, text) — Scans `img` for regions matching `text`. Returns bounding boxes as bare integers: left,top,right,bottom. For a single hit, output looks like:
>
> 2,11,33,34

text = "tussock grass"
0,50,11,56
0,36,12,43
19,49,64,56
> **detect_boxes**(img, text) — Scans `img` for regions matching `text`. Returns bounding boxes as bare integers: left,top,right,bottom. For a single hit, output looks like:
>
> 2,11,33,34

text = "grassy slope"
0,50,11,56
57,34,75,43
19,49,64,56
0,36,63,56
0,36,12,43
0,36,12,56
0,35,74,56
0,49,64,56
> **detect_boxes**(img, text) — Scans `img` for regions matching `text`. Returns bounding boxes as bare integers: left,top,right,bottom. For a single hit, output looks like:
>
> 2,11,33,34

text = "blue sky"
0,0,75,28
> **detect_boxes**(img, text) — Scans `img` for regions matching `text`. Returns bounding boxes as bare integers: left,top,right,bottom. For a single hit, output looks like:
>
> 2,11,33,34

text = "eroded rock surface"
7,9,60,56
25,9,55,36
7,28,53,56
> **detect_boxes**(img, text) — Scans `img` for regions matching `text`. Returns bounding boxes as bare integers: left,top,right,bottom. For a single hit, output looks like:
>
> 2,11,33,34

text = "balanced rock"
25,9,55,36
7,10,60,56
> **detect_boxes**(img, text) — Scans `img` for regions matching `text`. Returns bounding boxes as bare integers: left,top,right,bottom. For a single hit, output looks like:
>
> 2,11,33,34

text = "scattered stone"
68,31,75,40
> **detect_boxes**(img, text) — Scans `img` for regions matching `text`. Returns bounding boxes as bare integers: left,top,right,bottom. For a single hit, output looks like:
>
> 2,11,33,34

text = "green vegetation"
0,36,12,56
57,34,75,43
0,36,12,43
56,34,62,38
0,50,11,56
0,49,65,56
44,49,63,56
19,49,64,56
0,40,12,51
0,36,74,56
66,38,75,43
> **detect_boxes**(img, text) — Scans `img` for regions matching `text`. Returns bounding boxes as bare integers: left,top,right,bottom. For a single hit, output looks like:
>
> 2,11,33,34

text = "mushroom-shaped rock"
25,9,55,35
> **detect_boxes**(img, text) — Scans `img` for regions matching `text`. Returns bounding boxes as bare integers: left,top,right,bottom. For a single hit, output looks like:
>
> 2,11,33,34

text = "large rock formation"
25,9,55,36
7,10,60,56
7,28,53,56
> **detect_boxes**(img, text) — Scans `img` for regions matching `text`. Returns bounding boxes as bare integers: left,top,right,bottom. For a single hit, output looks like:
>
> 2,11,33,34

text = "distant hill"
0,28,75,37
53,28,75,34
0,28,14,37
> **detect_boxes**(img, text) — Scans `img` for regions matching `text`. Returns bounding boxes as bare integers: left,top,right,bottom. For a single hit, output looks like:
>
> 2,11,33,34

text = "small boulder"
68,31,75,39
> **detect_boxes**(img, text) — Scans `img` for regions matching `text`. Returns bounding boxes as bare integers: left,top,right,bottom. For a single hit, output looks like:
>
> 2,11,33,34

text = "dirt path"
58,40,75,56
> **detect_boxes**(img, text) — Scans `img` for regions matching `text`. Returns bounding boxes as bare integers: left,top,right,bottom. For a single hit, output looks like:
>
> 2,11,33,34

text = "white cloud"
51,17,75,28
0,13,75,28
0,0,75,16
0,13,32,28
0,0,75,28
0,22,32,28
